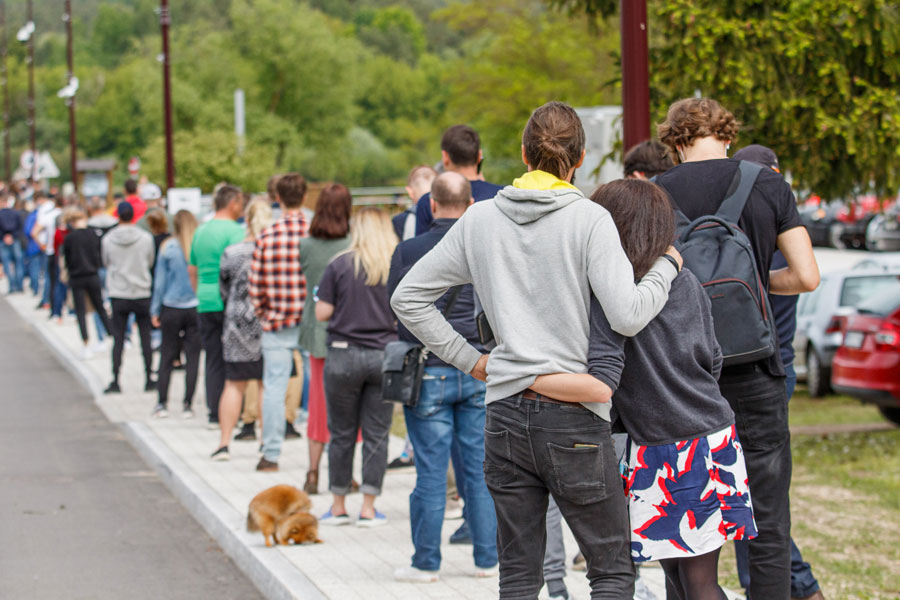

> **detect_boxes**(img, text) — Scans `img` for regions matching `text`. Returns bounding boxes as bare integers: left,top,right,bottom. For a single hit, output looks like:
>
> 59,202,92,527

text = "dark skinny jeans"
198,311,226,423
110,297,153,383
157,306,201,410
69,275,110,343
484,395,634,599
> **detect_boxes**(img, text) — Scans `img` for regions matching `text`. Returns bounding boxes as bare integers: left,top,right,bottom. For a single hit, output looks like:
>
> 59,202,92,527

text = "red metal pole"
621,0,650,152
64,0,77,190
0,1,10,185
160,0,175,189
26,0,35,183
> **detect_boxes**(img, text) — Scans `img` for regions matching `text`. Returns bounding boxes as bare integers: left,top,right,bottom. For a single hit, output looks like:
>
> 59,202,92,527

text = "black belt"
520,389,571,406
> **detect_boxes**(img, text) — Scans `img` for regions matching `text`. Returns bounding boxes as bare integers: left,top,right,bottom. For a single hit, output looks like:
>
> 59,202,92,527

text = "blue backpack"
673,160,777,366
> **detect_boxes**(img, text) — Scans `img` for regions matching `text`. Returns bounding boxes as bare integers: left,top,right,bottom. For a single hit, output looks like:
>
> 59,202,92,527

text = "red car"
831,284,900,425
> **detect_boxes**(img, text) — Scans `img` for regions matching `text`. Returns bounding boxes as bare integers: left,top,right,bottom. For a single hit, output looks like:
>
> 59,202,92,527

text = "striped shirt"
248,212,308,332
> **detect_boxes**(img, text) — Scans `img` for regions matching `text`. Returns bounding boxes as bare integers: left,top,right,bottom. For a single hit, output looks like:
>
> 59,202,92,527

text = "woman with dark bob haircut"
535,178,757,599
297,183,353,494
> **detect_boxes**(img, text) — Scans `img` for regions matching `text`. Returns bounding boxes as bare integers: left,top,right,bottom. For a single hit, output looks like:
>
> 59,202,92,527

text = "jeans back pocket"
547,443,608,505
483,427,516,487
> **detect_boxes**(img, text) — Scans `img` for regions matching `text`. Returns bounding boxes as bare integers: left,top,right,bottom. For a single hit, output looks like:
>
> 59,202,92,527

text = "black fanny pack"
381,286,462,407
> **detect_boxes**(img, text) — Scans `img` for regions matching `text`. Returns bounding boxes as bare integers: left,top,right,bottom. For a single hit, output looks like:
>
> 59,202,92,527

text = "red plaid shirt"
248,212,308,332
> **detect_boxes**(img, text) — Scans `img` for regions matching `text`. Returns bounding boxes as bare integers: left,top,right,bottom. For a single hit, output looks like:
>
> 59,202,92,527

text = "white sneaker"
152,405,169,419
89,340,107,353
473,563,499,578
319,509,351,526
393,566,440,583
78,346,93,361
182,410,194,419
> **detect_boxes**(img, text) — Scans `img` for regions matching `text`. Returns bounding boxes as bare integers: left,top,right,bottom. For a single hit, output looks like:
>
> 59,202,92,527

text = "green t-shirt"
189,218,246,313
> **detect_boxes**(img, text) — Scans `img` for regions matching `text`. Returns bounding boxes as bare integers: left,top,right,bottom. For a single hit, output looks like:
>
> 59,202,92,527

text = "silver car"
794,267,900,396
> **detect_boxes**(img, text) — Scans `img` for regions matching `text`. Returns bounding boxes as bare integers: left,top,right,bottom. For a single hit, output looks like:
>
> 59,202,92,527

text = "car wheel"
879,406,900,426
806,349,830,398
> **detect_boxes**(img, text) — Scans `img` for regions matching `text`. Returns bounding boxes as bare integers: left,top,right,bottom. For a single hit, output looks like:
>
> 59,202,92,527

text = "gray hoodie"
101,224,155,299
390,177,677,419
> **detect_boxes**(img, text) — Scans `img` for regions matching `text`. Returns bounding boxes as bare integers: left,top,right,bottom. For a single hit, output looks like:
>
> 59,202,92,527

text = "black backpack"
673,160,777,366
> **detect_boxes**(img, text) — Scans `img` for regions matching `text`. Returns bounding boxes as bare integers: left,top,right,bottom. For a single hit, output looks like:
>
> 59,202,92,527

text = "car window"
839,275,900,307
856,282,900,316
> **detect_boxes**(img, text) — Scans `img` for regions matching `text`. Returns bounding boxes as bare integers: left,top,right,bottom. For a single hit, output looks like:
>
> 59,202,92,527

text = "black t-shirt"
62,227,103,280
655,158,803,376
317,252,397,350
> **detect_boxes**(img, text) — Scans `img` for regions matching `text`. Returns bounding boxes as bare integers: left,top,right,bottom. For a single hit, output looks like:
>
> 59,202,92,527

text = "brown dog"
276,512,323,545
246,485,312,547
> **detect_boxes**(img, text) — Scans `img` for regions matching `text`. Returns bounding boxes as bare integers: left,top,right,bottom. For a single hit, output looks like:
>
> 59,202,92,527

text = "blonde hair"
246,199,273,239
172,210,198,261
347,207,398,286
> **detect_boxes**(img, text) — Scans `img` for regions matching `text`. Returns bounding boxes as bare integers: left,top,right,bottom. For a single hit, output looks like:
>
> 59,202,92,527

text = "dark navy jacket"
768,251,798,367
387,218,483,368
414,180,503,236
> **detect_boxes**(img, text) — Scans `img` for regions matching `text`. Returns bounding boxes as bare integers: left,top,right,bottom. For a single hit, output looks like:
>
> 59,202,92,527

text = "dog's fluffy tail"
246,511,258,532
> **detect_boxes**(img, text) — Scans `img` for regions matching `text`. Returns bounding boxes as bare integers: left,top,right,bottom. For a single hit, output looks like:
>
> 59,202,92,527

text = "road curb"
10,300,324,600
123,422,326,600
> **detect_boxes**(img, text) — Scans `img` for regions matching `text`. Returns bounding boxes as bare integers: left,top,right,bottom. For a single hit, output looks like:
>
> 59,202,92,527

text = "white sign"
18,150,60,180
167,187,202,215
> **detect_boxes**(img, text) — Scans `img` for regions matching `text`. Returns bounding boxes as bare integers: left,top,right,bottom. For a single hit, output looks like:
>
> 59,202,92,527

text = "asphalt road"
0,299,262,600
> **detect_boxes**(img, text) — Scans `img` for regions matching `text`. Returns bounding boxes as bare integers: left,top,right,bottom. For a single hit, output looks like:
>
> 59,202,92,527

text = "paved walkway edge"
15,304,324,600
123,422,326,600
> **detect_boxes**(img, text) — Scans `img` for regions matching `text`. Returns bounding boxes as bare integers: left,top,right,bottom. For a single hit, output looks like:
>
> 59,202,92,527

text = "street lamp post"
64,0,77,189
620,0,650,152
26,0,35,183
160,0,175,189
0,1,10,185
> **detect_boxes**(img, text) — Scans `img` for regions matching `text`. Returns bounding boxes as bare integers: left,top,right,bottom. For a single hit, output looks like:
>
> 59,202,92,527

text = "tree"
437,0,620,183
650,0,900,200
355,6,427,65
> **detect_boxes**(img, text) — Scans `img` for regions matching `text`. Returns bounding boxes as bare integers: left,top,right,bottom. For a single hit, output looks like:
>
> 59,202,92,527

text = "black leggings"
661,547,727,600
157,306,201,409
110,297,153,382
70,275,110,343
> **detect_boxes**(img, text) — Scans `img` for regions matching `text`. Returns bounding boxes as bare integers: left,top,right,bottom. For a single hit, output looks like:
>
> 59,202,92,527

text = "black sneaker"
449,521,472,545
104,381,121,394
387,454,415,470
145,379,158,392
234,422,256,441
284,421,301,439
210,446,230,462
546,578,569,600
256,457,278,472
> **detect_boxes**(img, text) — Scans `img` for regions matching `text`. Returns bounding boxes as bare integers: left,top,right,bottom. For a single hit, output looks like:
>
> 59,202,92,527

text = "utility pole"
620,0,650,153
64,0,77,189
0,1,10,185
160,0,175,189
26,0,35,183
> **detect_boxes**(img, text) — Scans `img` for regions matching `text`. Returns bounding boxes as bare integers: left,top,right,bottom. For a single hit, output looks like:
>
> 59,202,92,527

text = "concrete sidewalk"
6,293,743,600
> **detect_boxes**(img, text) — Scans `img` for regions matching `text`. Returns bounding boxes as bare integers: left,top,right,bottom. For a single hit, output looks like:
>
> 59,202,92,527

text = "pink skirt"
307,357,330,443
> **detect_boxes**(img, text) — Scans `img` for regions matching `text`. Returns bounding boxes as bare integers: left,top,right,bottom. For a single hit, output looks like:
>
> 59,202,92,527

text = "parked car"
794,268,900,396
799,196,881,249
865,201,900,252
831,284,900,425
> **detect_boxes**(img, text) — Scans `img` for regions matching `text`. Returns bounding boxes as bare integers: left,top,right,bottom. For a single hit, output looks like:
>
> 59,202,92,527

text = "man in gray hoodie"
392,102,681,598
102,201,156,394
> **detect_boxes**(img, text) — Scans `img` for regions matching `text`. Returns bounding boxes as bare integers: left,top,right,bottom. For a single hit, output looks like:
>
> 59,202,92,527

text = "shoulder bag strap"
716,160,763,224
441,285,464,316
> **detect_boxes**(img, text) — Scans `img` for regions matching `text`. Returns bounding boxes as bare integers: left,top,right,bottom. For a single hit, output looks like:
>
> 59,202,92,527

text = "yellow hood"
512,170,578,191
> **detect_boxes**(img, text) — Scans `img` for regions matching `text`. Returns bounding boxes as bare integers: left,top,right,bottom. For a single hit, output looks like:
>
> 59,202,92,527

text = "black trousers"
198,311,225,423
69,275,110,343
719,363,792,599
110,297,153,382
157,306,201,409
484,396,634,599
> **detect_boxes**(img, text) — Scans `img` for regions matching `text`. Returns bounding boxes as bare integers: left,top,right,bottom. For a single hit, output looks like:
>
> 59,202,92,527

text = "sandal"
304,470,318,495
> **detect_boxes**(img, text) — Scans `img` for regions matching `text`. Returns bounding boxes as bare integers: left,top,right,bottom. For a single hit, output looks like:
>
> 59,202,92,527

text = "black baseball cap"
117,201,135,222
733,144,780,173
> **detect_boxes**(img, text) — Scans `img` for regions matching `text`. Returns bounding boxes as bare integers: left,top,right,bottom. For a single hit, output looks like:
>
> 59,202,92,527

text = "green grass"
789,387,886,427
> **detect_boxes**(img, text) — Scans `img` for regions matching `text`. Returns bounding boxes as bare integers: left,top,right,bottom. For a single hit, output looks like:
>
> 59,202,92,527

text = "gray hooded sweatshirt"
101,224,155,299
390,174,677,419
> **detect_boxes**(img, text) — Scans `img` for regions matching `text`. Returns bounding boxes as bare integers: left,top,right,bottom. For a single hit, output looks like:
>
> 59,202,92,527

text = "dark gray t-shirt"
590,269,735,446
317,252,397,350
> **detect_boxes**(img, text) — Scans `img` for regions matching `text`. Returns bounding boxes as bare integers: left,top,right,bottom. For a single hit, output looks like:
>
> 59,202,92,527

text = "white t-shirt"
36,202,60,256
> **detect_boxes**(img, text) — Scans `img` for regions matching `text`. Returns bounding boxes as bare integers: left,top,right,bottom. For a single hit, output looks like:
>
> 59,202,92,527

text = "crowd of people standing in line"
0,97,829,600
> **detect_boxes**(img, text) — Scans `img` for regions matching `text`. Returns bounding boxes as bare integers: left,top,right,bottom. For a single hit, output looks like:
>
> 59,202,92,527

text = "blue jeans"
24,253,41,295
0,240,24,292
403,366,497,571
261,326,300,462
735,362,819,598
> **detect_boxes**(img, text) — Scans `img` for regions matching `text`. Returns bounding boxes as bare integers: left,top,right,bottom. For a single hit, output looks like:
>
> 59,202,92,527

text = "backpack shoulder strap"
716,160,763,224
